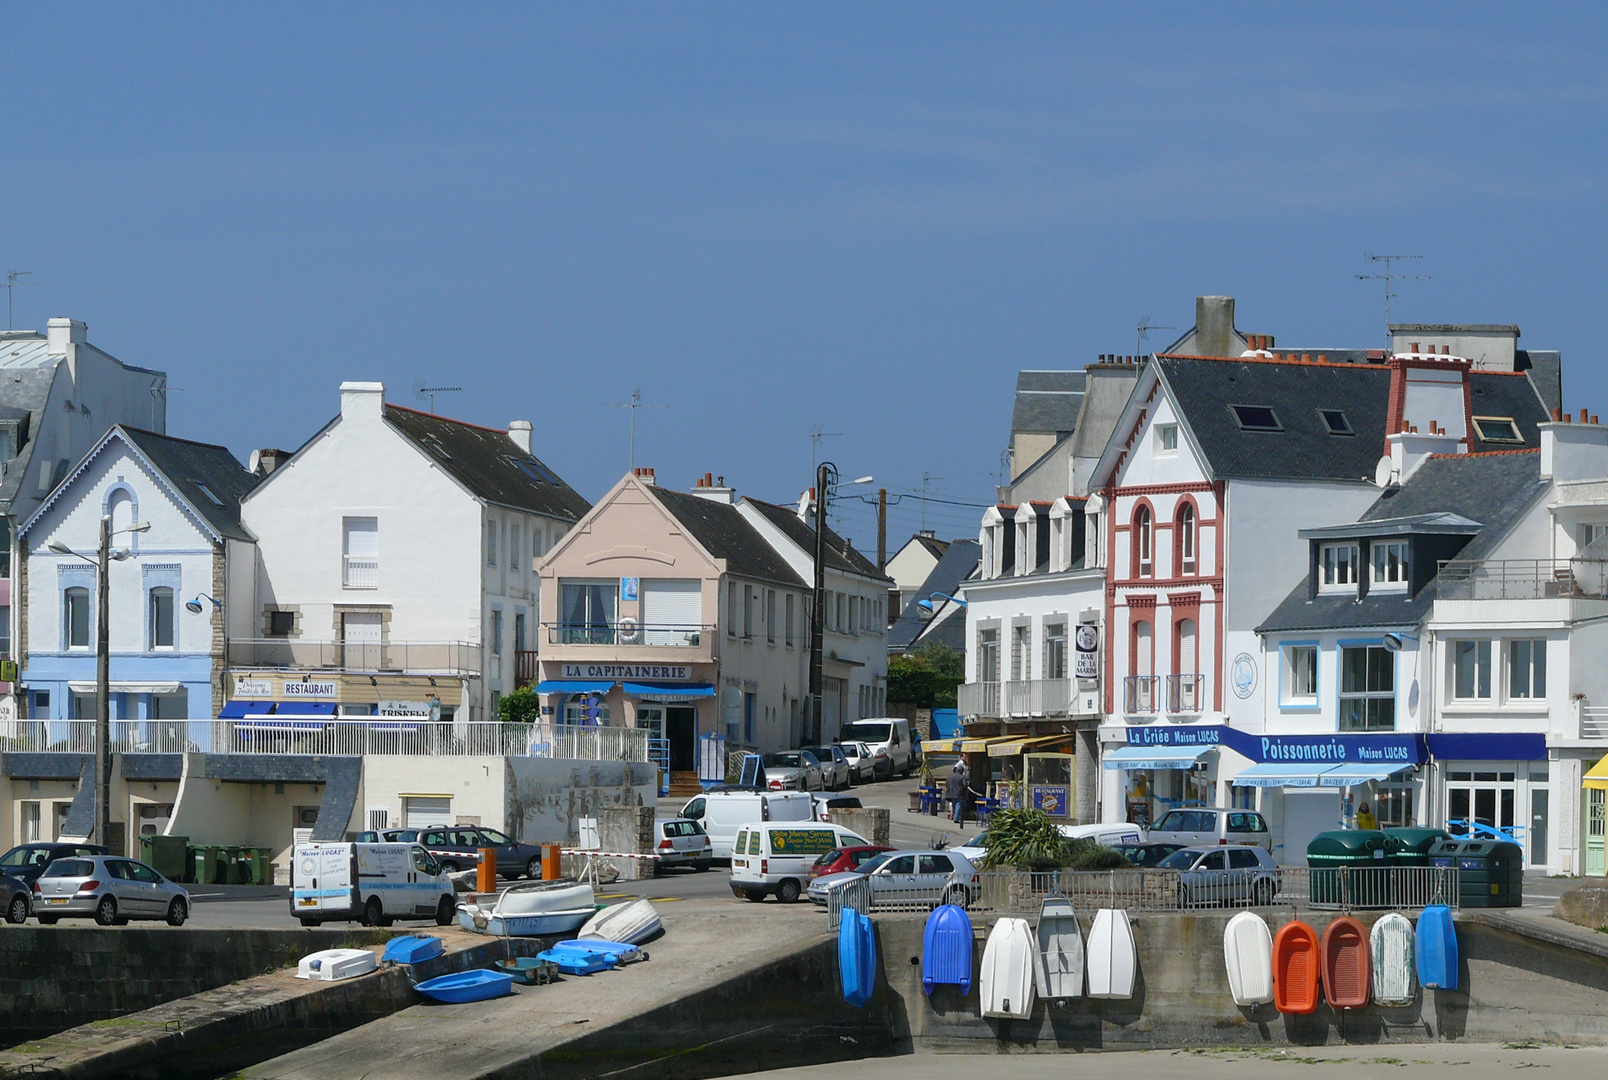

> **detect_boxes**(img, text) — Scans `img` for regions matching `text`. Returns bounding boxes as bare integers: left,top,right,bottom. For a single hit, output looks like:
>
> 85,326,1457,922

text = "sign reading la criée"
561,663,691,681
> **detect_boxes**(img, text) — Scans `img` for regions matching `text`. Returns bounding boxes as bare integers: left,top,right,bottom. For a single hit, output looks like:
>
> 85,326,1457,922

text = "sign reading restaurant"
560,663,692,680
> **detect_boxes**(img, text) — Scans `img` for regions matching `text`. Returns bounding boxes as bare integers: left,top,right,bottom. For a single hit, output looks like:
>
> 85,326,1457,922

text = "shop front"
988,733,1075,817
1426,733,1550,870
1100,727,1221,829
536,663,716,777
1586,754,1608,876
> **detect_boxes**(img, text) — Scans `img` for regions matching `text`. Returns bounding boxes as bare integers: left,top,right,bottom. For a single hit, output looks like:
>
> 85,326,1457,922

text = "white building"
884,530,949,623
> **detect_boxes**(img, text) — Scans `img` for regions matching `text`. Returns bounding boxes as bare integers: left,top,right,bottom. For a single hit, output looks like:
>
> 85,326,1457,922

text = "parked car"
840,742,879,783
806,848,980,909
0,842,110,887
33,855,190,926
947,831,988,866
1058,822,1147,847
412,826,542,879
1158,845,1280,908
809,845,894,878
678,789,815,860
1112,842,1185,868
812,794,862,821
2,871,31,924
655,818,713,872
840,718,914,778
802,745,853,790
1147,808,1271,851
762,751,824,792
730,822,872,902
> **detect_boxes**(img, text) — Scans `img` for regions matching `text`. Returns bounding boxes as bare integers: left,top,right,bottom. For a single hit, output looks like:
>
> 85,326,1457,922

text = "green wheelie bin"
1307,830,1394,908
1433,838,1523,908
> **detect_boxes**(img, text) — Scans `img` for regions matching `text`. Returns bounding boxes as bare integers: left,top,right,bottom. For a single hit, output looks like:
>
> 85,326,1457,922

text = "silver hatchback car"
33,855,191,926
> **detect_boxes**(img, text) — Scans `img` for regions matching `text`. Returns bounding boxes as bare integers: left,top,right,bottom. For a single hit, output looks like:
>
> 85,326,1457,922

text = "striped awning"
1232,763,1337,788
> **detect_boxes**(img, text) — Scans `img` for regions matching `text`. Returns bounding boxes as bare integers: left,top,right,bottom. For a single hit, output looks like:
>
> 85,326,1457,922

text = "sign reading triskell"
560,663,690,680
1074,624,1099,680
377,699,438,719
233,678,274,698
283,680,339,699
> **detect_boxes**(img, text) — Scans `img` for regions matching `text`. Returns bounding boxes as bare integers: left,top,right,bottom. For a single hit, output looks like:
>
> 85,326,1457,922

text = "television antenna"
411,380,461,414
606,388,666,471
920,471,944,532
1356,253,1429,348
809,425,841,473
4,271,35,331
1136,315,1176,356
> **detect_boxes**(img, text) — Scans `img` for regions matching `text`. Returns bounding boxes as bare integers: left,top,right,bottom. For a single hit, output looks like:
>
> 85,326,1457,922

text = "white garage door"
1282,790,1341,867
404,796,452,829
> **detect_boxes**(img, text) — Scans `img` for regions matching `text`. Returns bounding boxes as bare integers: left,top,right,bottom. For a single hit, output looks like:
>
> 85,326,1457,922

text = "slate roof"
1257,451,1547,634
1467,372,1551,452
384,405,589,522
888,539,980,651
911,534,950,559
647,488,808,590
1517,351,1562,415
1012,370,1086,435
120,427,257,542
742,497,889,581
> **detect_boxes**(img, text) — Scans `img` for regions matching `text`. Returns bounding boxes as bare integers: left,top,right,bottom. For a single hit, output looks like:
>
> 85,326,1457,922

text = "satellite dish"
1373,456,1395,487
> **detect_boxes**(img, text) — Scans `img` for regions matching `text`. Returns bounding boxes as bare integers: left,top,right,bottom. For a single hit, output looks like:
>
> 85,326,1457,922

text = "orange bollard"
477,847,497,894
542,843,562,880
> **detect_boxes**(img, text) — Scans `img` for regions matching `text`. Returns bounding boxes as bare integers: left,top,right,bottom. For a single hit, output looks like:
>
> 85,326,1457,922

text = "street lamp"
809,463,873,744
49,515,151,852
916,591,968,613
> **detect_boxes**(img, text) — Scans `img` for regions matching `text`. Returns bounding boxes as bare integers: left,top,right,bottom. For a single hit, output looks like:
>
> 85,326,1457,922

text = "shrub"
497,688,542,725
980,808,1133,871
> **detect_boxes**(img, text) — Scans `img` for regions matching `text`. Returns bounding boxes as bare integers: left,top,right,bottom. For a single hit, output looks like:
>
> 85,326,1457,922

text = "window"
1283,644,1318,704
849,595,859,633
514,612,527,653
267,610,295,636
1340,645,1395,731
1452,639,1492,700
0,603,9,659
1509,639,1546,699
1371,541,1410,588
1134,505,1152,578
489,609,503,656
1471,416,1523,444
560,580,619,644
1229,404,1282,431
1320,544,1360,590
785,594,795,646
728,582,738,636
836,592,845,632
1011,624,1029,681
487,518,498,566
1177,503,1196,575
509,525,520,569
1045,621,1067,680
1319,409,1354,436
978,627,999,683
743,692,756,743
1375,786,1414,828
148,587,174,650
65,587,90,649
1227,848,1261,870
744,585,754,638
1156,423,1178,454
766,590,776,643
342,517,378,588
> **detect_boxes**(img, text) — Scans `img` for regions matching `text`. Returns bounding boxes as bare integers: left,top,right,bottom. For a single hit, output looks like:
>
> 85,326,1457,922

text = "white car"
840,742,880,783
763,751,824,792
803,745,853,790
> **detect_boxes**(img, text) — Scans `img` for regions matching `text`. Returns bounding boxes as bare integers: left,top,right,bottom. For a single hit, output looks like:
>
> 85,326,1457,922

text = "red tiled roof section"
1427,448,1540,459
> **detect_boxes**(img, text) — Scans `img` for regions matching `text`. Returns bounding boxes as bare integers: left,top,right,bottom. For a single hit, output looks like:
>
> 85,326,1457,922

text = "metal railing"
1439,557,1608,601
0,719,650,761
956,680,1000,718
342,556,378,589
1124,676,1157,714
515,650,538,688
1583,707,1608,739
226,639,481,674
1166,674,1204,714
545,622,710,647
1003,678,1073,718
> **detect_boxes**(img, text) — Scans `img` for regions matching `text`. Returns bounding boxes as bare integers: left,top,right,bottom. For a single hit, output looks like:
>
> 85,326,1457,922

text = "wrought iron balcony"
544,622,710,647
1124,675,1158,715
1167,674,1205,714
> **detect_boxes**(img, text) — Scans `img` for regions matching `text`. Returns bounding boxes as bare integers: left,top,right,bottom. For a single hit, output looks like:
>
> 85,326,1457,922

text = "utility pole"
608,388,666,471
809,463,830,746
876,488,888,572
1357,253,1428,349
96,515,110,853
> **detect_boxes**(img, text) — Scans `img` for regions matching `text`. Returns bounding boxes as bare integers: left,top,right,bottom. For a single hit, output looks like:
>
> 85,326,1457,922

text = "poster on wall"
1074,624,1099,679
1031,786,1070,817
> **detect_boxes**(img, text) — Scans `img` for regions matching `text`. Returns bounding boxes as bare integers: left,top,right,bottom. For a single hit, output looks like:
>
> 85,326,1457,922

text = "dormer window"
1016,519,1030,576
1320,543,1360,592
1471,416,1522,444
1156,424,1178,455
1229,404,1282,432
1371,541,1410,589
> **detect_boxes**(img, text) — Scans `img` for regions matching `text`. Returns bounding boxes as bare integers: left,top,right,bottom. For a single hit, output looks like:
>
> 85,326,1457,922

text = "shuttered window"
642,580,702,646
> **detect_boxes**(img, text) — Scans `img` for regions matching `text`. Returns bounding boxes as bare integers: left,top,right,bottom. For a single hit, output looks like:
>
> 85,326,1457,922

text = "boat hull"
552,938,644,964
1273,919,1320,1014
839,909,877,1008
1321,915,1371,1010
457,903,596,937
1415,904,1459,991
414,969,515,1003
382,935,443,965
981,917,1036,1018
297,948,378,982
1086,909,1136,999
579,897,661,945
1223,911,1274,1006
1035,898,1084,1000
922,904,974,995
1371,912,1416,1006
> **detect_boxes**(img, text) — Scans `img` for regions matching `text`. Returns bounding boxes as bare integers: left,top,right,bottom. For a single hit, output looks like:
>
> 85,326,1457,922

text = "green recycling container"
248,847,273,886
1433,838,1523,908
1307,830,1395,908
139,834,191,881
192,845,228,885
220,845,247,884
1382,827,1452,867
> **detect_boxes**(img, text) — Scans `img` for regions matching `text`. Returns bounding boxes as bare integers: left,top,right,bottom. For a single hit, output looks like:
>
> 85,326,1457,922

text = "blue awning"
1427,733,1548,761
1102,745,1214,771
219,701,274,719
235,720,329,733
1232,763,1337,788
278,702,338,717
1316,762,1414,787
535,679,615,695
623,681,715,700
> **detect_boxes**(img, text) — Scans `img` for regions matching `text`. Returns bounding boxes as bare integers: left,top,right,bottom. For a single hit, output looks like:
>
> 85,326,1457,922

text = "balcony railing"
0,719,649,761
1124,675,1158,715
956,680,1000,718
515,650,538,688
1003,678,1073,718
1583,707,1608,739
1439,557,1608,601
1167,674,1205,714
342,556,378,589
226,639,481,675
545,623,710,647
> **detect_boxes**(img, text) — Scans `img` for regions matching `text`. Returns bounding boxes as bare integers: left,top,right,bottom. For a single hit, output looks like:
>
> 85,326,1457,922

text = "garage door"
404,796,452,829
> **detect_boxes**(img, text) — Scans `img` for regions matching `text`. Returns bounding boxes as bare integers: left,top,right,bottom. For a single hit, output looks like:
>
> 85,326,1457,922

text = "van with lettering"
729,822,871,903
1145,808,1271,852
291,842,457,928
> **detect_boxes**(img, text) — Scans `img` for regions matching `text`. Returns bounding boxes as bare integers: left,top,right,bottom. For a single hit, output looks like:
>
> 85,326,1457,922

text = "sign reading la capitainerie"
561,663,691,680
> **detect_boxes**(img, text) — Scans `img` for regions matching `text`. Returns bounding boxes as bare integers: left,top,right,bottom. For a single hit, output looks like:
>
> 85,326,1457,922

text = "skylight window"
195,483,224,506
1319,409,1354,436
1471,416,1522,444
510,457,557,484
1229,404,1282,432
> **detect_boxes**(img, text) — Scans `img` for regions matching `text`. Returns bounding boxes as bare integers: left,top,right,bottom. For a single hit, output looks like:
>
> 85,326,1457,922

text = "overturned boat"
458,879,597,937
578,897,661,944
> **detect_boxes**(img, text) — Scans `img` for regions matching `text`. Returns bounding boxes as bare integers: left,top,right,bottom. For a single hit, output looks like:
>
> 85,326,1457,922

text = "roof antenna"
1136,315,1176,356
810,425,841,474
4,270,35,331
411,380,461,415
1356,253,1429,349
920,471,944,532
607,388,667,471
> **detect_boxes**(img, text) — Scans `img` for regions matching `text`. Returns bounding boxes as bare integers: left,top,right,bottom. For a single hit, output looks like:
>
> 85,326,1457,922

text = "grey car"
1158,844,1280,908
806,849,980,909
763,751,824,792
802,745,853,790
34,855,190,926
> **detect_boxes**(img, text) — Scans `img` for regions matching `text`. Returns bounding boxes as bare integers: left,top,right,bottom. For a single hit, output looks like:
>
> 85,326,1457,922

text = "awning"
1316,762,1414,787
535,679,615,695
236,720,329,733
623,680,715,700
281,702,338,718
1102,745,1214,771
989,733,1075,758
220,701,274,719
69,681,181,695
1232,763,1337,788
1427,732,1547,761
924,737,966,754
1585,753,1608,792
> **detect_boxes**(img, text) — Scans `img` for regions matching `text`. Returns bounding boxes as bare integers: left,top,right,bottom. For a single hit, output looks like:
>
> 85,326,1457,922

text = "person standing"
1356,801,1377,831
959,772,979,828
945,762,966,823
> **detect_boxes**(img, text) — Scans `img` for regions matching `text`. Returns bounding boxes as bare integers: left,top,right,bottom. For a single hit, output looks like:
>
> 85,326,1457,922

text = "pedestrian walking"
945,762,967,823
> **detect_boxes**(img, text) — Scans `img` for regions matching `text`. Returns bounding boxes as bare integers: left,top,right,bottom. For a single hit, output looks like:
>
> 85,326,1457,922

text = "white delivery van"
679,789,815,860
290,842,456,928
1057,822,1148,847
729,822,871,902
840,718,914,779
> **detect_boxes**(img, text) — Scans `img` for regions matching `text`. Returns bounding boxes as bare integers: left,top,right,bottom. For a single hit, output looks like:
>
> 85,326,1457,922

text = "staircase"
668,771,703,799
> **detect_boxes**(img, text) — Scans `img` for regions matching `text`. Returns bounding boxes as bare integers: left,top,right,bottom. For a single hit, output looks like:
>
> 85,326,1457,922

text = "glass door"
1444,768,1518,842
1587,788,1607,877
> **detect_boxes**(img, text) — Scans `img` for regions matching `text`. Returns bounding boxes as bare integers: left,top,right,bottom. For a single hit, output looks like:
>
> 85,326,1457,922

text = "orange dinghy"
1272,919,1320,1014
1321,915,1371,1010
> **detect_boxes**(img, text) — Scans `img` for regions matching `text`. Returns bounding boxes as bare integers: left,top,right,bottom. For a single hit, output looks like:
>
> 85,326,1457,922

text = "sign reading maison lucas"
1124,725,1424,764
561,664,691,681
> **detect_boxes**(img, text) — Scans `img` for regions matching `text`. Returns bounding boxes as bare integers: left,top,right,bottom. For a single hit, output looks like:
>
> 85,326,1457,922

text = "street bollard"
542,843,562,880
477,847,497,893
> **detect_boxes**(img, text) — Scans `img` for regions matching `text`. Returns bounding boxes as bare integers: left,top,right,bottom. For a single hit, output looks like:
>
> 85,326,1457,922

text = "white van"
679,789,815,860
290,842,456,928
1057,822,1148,847
840,718,914,779
729,822,871,902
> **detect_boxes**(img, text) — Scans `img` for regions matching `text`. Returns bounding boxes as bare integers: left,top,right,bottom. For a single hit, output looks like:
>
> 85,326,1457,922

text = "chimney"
689,471,735,503
1386,428,1462,484
339,381,385,422
632,466,657,487
1383,355,1471,455
1195,296,1236,358
248,448,290,477
507,420,532,453
1540,418,1608,482
45,318,86,357
919,529,936,539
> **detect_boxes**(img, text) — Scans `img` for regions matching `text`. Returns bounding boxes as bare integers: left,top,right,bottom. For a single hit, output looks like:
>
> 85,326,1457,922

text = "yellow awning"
988,733,1076,758
924,737,967,754
961,737,995,753
1585,753,1608,791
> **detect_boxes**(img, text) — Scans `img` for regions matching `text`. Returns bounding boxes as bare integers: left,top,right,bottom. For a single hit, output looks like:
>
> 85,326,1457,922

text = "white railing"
227,639,480,674
1003,678,1073,718
342,556,379,589
1439,557,1608,601
1124,676,1157,714
1583,707,1608,740
957,681,1000,718
0,720,650,762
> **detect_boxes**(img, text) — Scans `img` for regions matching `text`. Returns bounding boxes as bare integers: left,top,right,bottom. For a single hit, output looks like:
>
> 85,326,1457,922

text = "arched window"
1134,506,1153,578
108,489,135,544
1177,503,1196,575
149,586,175,650
64,587,90,649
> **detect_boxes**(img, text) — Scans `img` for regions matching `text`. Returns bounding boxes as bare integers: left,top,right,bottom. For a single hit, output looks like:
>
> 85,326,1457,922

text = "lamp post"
49,515,150,852
808,463,872,745
915,592,969,613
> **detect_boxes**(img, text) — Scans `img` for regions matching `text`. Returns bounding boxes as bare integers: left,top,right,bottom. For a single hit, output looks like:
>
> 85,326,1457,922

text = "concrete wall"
360,754,508,833
164,754,326,866
505,756,657,846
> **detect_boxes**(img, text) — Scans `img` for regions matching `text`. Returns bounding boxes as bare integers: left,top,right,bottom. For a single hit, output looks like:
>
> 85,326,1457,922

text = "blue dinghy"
1415,904,1459,991
922,904,973,995
382,935,443,965
551,938,644,964
839,909,877,1008
414,969,514,1003
538,947,614,975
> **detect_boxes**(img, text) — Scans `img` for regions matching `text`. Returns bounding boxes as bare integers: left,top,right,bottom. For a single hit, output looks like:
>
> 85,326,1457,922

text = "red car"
809,845,894,878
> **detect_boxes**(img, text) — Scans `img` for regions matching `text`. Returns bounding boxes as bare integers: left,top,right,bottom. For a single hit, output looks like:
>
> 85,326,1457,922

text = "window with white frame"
1134,506,1153,578
1509,639,1547,699
1339,645,1394,731
64,587,91,650
766,590,776,643
148,587,175,650
1452,639,1492,700
509,524,520,570
1045,621,1067,680
1177,503,1196,575
1156,423,1178,455
1320,544,1360,591
486,518,497,567
1282,644,1318,705
1016,520,1030,575
785,594,795,646
1371,541,1410,588
744,585,754,638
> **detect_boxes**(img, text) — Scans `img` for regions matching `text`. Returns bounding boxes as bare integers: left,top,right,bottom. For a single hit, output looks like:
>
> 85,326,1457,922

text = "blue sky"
6,5,1606,549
